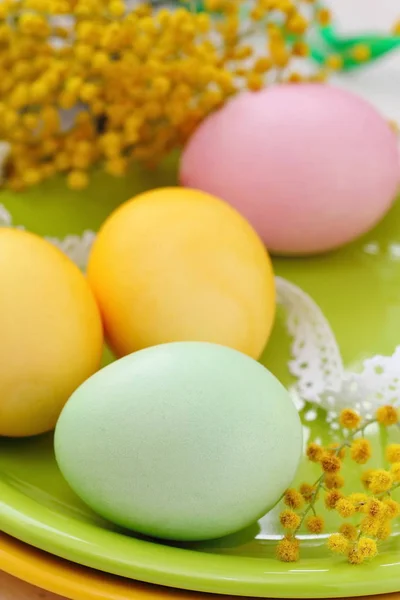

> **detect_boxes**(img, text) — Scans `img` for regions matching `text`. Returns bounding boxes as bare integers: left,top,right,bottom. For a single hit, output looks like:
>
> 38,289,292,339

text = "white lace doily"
1,202,399,417
0,204,95,271
276,276,400,418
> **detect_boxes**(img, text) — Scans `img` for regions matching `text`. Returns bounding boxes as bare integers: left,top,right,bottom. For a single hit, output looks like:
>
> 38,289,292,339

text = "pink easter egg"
180,84,400,255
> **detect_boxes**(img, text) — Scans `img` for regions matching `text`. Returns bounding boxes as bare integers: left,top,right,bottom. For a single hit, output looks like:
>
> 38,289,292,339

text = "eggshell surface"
55,342,302,541
0,228,103,437
87,187,275,359
180,84,400,255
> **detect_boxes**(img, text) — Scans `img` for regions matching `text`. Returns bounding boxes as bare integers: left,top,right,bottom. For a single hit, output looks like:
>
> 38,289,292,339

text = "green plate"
0,161,400,598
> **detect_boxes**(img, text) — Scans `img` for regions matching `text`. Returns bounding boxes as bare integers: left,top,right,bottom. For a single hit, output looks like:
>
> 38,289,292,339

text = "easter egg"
0,228,103,437
180,84,400,255
55,342,302,541
87,187,275,360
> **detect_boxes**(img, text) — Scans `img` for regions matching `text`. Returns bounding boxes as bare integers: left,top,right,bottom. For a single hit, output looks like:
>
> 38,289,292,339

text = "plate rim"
1,478,400,598
0,532,188,600
1,532,398,600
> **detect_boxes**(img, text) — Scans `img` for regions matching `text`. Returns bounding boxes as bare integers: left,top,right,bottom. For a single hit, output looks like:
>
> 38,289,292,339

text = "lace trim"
275,277,344,402
276,276,400,418
44,231,96,271
0,203,95,271
2,202,399,416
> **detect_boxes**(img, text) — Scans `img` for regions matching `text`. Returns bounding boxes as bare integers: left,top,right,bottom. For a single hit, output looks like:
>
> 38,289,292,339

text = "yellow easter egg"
88,188,275,359
0,229,103,437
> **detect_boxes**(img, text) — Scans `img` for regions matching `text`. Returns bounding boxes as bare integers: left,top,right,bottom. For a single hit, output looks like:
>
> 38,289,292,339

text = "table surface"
2,0,400,598
0,571,62,600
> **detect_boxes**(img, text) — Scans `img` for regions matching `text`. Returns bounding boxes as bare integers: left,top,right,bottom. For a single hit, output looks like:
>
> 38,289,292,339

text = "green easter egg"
54,342,302,541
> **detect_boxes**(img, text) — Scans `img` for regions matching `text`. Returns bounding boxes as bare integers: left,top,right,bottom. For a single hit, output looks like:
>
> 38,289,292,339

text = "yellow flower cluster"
277,405,400,564
276,535,299,562
339,408,361,429
328,488,399,564
328,534,378,564
0,0,330,190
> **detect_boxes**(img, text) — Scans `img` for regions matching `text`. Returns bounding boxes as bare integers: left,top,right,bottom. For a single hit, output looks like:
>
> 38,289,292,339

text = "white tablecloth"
326,0,400,123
